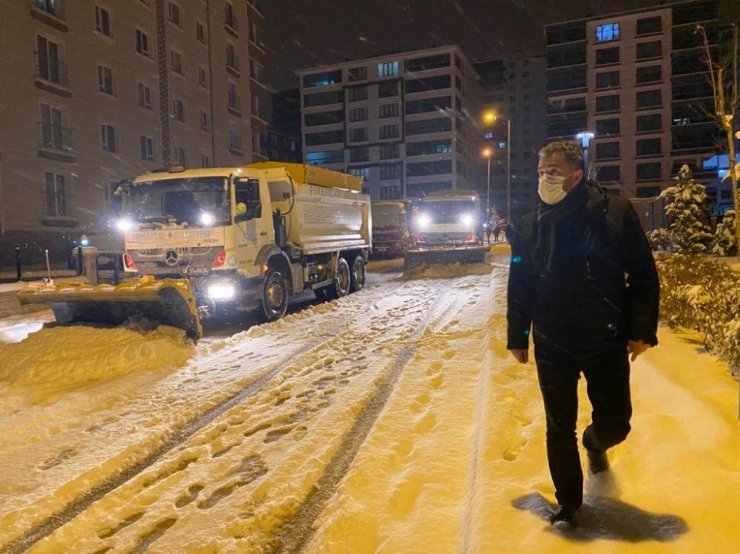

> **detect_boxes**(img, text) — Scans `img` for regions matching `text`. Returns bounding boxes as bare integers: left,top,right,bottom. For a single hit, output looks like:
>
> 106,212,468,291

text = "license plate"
180,267,210,275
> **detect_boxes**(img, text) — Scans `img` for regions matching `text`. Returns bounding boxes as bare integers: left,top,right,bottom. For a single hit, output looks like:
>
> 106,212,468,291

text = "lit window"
596,23,620,42
484,131,493,140
377,61,399,78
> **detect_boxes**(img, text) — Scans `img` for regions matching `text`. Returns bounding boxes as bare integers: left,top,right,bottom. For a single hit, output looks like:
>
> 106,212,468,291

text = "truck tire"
350,256,366,292
261,268,288,321
325,257,350,299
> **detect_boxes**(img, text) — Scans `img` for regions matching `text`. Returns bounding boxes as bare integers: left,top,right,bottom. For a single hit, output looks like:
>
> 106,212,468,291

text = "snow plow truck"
18,163,372,340
404,189,488,270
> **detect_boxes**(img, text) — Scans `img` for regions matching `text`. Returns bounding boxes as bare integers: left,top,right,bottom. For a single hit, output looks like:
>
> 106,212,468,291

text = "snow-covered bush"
648,228,672,251
656,254,740,371
657,165,713,254
711,210,737,257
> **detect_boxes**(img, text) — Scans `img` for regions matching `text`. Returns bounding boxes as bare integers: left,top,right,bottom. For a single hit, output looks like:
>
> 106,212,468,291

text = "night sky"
262,0,666,90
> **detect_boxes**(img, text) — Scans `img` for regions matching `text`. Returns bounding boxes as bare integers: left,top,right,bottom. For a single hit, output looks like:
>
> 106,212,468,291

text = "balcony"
228,94,242,116
225,14,238,37
229,133,244,156
38,122,75,162
226,56,240,77
34,57,71,97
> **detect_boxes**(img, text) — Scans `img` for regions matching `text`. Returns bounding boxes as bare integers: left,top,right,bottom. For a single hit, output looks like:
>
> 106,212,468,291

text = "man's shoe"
587,449,609,474
550,505,579,529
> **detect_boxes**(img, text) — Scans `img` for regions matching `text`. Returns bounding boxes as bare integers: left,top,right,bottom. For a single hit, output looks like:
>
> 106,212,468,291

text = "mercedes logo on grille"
164,250,178,266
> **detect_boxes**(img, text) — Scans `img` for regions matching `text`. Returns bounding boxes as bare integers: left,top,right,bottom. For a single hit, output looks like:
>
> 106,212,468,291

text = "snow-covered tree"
658,165,713,254
697,23,740,258
712,209,737,256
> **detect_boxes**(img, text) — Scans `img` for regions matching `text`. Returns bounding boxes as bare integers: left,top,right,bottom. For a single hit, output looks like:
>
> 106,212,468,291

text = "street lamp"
482,111,512,222
576,131,595,179
481,146,492,215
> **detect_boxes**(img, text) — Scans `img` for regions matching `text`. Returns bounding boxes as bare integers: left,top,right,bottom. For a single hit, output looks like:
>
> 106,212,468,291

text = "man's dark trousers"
534,341,632,509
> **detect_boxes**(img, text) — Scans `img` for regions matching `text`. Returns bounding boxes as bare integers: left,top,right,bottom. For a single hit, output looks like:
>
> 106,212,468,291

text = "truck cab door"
234,177,272,274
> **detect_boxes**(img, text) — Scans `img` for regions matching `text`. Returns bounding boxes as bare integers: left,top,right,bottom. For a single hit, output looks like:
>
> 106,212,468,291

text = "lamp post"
505,118,511,224
576,131,595,179
481,146,492,215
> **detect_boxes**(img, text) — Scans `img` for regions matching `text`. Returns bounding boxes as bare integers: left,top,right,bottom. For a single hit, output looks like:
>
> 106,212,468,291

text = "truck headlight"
207,282,236,300
416,214,431,229
114,218,133,232
459,213,474,226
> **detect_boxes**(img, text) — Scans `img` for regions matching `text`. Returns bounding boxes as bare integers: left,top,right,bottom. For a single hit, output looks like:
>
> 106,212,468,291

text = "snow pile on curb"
656,254,740,372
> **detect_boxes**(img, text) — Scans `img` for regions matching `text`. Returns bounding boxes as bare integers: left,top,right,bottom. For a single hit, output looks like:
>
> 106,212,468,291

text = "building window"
227,83,240,111
377,61,399,78
226,43,239,71
380,164,402,180
406,160,452,177
168,2,181,27
636,138,661,156
405,54,450,72
135,29,150,57
101,124,117,152
95,6,111,36
405,117,452,135
348,167,370,179
595,70,620,89
44,172,67,216
595,47,620,66
595,94,620,113
172,98,185,121
349,127,368,143
378,81,398,98
379,124,399,139
304,110,343,126
378,104,399,118
35,0,63,17
40,103,68,150
636,186,662,197
405,96,451,114
350,147,369,162
97,65,114,95
406,75,451,93
348,66,367,82
137,82,152,109
636,162,662,180
596,165,620,182
636,41,662,60
170,50,183,75
201,153,210,167
636,89,662,109
348,87,368,102
196,21,206,43
303,70,342,88
305,130,344,146
594,141,620,160
637,16,662,35
406,139,452,156
349,107,368,122
36,36,65,85
636,113,662,133
174,146,186,166
200,110,209,131
139,135,154,161
198,66,208,87
303,90,343,107
381,185,402,199
379,143,399,159
484,131,493,140
595,23,620,42
595,118,620,136
636,65,661,84
305,150,344,165
225,1,237,29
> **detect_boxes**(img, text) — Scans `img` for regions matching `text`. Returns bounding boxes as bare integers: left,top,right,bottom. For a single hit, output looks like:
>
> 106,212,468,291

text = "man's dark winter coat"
507,182,659,353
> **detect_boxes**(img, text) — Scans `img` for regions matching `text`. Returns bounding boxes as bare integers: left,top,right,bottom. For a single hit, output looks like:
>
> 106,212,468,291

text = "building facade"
296,45,485,201
0,0,266,257
475,55,547,219
545,0,726,201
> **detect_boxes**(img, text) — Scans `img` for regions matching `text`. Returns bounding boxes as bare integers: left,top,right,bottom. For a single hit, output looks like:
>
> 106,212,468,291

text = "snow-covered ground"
0,250,738,553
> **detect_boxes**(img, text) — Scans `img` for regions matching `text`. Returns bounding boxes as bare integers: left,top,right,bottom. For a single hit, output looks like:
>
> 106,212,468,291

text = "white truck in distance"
19,163,371,338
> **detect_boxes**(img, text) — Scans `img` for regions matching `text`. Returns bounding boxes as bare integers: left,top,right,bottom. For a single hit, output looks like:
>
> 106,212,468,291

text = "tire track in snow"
270,280,467,553
0,277,417,554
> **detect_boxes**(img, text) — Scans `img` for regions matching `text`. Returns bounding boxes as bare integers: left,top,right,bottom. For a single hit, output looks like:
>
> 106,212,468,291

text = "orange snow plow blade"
404,245,489,272
17,276,202,340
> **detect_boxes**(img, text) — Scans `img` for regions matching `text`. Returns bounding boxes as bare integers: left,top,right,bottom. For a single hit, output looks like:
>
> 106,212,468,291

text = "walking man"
506,141,659,528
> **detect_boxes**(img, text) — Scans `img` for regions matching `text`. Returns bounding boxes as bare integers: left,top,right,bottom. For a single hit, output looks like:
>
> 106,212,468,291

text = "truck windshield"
124,177,229,227
420,200,477,223
372,204,406,227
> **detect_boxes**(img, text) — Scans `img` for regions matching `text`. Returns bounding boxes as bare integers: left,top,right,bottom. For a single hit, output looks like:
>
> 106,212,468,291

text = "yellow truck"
18,163,372,339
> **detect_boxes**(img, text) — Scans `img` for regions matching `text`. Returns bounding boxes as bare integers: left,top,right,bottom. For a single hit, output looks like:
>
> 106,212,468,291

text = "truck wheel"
261,268,288,321
326,257,350,299
350,256,366,292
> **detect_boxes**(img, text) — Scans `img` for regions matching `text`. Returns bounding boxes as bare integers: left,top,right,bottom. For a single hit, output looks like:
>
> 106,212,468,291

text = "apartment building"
296,45,485,201
475,55,547,219
545,0,727,200
0,0,266,254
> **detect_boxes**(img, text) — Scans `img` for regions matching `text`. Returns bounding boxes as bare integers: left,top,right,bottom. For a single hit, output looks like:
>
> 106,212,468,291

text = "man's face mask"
538,173,571,205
